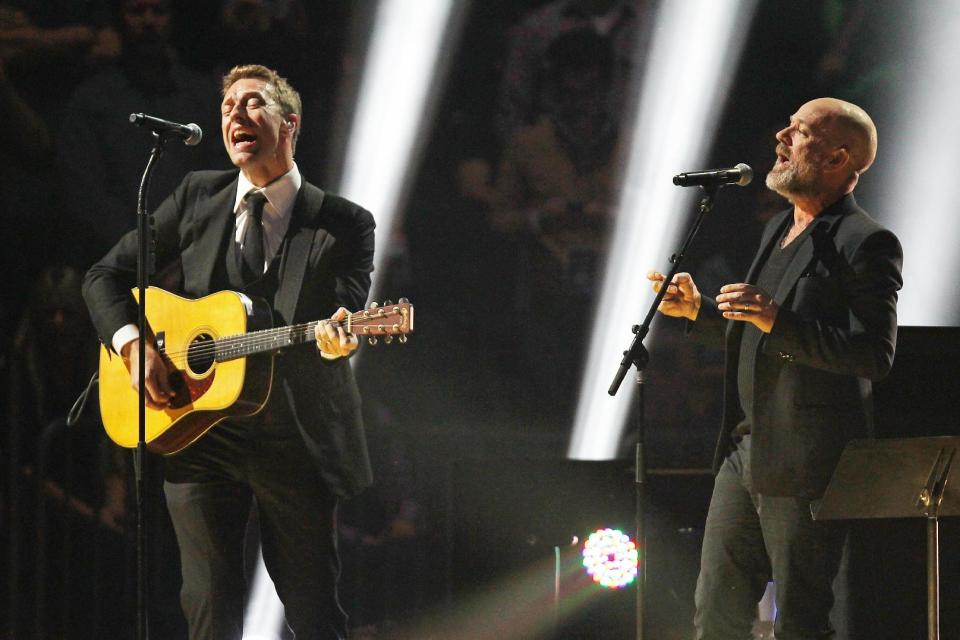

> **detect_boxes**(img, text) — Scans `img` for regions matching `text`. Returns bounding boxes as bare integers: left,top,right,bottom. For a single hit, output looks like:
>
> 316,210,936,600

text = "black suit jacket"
692,193,903,498
83,169,376,498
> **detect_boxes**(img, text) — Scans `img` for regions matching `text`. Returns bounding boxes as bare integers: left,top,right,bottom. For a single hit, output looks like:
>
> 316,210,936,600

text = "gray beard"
765,163,820,200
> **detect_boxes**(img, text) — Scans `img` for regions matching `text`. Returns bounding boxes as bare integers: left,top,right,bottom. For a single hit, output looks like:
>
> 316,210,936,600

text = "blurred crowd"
0,0,884,637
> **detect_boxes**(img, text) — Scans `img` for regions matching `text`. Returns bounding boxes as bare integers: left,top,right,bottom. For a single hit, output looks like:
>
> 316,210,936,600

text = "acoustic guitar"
98,287,413,454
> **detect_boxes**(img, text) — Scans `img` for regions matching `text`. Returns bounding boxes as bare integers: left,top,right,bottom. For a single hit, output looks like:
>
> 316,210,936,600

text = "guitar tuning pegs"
383,299,393,306
367,336,378,346
399,297,409,304
384,335,393,344
368,301,379,310
398,334,408,344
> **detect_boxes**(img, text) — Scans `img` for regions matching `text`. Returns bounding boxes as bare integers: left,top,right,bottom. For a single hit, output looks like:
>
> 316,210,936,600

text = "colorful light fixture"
581,527,639,589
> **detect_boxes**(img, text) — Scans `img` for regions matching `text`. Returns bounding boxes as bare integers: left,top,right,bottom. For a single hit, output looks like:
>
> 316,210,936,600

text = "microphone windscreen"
185,123,203,146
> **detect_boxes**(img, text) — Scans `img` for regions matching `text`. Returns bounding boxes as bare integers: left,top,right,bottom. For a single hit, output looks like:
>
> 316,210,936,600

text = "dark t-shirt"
734,221,813,439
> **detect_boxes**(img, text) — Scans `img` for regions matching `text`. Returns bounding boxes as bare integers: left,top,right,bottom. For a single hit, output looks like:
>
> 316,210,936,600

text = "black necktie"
240,190,268,281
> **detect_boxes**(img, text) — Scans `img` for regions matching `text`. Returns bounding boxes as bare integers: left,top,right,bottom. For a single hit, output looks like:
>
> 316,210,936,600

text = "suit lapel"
275,182,326,324
184,177,238,295
773,231,816,305
771,195,852,305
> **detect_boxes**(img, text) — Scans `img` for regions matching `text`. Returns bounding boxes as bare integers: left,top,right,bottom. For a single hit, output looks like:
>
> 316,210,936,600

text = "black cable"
66,369,99,428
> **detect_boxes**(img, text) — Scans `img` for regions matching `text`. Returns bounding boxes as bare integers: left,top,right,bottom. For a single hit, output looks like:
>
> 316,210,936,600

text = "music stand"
814,436,960,640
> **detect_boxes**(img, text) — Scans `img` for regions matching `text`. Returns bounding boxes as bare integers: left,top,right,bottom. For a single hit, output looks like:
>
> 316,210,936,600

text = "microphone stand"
607,184,722,640
133,131,171,640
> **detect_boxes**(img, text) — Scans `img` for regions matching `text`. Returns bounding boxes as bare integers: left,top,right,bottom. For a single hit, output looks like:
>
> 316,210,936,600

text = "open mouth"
231,129,258,152
774,146,790,168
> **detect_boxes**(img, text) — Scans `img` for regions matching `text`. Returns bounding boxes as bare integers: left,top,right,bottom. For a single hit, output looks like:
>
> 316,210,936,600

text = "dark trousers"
163,422,346,640
694,436,846,640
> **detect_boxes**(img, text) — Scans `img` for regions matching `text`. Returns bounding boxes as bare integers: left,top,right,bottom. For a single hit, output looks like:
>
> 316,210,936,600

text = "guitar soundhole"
187,334,216,375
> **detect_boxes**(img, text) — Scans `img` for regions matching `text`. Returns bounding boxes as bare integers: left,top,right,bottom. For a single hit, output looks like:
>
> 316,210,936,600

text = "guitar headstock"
347,298,414,345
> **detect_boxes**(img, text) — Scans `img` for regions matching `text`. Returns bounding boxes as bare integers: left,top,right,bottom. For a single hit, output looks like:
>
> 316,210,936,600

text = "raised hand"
648,271,702,321
716,283,780,333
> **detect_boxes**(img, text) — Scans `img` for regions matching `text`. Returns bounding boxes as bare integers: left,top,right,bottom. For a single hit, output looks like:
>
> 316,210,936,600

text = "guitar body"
98,288,274,454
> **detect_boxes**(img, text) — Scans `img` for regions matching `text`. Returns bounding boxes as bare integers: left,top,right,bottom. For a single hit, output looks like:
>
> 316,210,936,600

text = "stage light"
242,548,285,639
336,0,462,297
568,0,758,460
581,528,639,589
876,3,960,325
244,2,464,636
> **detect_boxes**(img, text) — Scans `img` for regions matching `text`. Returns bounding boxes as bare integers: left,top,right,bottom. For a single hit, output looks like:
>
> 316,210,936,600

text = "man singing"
649,98,902,638
83,64,375,639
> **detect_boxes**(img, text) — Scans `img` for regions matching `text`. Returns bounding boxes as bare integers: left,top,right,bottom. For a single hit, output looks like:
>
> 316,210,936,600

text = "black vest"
213,221,296,434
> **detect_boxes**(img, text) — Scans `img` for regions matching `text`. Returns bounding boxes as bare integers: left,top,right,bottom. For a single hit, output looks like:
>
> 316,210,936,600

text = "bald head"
802,97,878,176
768,97,880,205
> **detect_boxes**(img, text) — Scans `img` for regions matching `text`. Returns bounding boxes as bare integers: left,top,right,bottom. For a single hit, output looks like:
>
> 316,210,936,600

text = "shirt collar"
234,163,302,220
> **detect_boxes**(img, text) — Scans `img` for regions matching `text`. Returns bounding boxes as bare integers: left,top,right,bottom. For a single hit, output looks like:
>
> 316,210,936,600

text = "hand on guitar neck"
314,307,359,359
120,336,176,410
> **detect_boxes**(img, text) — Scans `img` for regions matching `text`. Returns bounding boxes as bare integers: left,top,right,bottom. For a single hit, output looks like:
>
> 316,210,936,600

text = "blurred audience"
57,0,225,266
0,1,118,356
492,28,625,423
2,266,126,638
496,0,648,142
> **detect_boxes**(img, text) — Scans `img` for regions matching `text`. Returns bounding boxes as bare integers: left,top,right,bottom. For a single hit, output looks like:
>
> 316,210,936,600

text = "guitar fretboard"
215,321,320,361
198,303,410,363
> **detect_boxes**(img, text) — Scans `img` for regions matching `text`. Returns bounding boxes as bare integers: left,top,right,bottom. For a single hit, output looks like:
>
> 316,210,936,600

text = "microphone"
673,163,753,188
129,113,202,146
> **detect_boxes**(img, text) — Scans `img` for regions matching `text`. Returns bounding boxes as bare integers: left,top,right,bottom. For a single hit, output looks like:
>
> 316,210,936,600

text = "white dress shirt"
111,165,303,354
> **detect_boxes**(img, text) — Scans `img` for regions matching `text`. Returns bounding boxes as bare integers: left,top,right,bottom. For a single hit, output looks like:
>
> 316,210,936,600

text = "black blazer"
692,193,903,498
83,169,376,498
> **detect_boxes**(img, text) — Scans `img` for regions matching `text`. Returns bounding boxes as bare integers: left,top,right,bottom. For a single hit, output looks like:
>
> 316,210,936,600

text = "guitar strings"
160,320,320,361
158,309,407,362
162,320,404,363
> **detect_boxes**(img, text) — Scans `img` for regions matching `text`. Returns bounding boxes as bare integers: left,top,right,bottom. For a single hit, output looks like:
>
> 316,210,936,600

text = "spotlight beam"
878,3,960,325
244,2,463,637
242,549,285,638
337,0,464,297
568,0,758,460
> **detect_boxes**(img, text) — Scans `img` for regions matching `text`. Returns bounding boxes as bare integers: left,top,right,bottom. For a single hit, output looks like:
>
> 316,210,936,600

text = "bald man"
649,98,902,639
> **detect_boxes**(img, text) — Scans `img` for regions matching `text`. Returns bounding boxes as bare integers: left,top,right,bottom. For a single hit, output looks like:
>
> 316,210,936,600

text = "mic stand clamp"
607,185,722,640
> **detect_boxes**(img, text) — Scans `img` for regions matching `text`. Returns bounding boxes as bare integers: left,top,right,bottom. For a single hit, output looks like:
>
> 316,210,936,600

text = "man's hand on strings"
121,337,175,409
315,307,359,359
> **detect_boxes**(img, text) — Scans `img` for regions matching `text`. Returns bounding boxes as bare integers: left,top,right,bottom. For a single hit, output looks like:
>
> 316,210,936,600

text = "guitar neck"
215,321,320,362
213,302,413,362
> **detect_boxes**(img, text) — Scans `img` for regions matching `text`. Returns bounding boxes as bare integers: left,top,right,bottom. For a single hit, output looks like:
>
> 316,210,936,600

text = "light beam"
244,2,463,636
568,0,758,460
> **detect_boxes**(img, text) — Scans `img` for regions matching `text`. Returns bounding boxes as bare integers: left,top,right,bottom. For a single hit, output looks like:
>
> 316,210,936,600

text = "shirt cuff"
112,324,140,355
